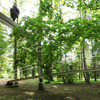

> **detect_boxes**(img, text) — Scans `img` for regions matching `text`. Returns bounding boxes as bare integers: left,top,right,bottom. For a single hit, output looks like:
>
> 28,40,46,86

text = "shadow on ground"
0,85,79,100
0,80,100,100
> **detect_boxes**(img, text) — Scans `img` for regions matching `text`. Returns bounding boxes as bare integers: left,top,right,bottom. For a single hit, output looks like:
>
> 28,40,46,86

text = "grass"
44,77,100,85
0,78,100,100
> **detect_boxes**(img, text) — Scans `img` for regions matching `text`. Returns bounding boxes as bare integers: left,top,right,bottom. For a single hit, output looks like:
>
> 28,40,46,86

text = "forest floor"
0,79,100,100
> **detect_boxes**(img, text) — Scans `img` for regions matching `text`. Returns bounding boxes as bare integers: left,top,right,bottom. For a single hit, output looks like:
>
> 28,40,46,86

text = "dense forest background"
0,0,100,84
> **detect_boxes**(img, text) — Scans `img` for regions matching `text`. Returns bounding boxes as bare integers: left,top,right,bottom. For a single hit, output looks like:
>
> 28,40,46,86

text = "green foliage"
7,0,100,82
63,0,76,8
0,25,7,55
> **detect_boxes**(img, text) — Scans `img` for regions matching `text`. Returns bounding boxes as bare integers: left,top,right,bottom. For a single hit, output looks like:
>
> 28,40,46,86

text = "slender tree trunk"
61,62,66,84
38,41,44,90
81,48,86,80
83,40,90,84
92,40,96,81
60,54,66,84
20,70,23,78
13,15,19,86
47,50,53,82
13,37,19,86
79,65,81,80
20,48,24,78
80,51,82,79
79,53,81,80
50,66,54,81
14,38,17,80
24,53,27,78
94,71,96,81
22,51,27,78
32,67,35,77
38,0,44,90
49,64,53,81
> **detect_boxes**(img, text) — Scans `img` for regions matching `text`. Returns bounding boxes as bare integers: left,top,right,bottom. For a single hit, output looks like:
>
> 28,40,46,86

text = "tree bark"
32,68,35,77
13,37,18,87
50,66,54,81
92,40,96,81
81,48,85,80
38,0,45,90
38,41,44,90
79,65,81,80
60,54,66,84
49,64,53,81
83,40,90,84
14,38,17,80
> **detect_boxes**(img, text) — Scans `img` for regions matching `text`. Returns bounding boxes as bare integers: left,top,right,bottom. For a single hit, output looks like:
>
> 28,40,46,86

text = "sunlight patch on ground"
24,91,35,96
64,96,76,100
64,88,71,91
64,96,73,99
52,85,58,88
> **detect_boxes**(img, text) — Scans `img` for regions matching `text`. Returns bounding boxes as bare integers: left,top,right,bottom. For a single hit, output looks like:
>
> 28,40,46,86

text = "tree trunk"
80,48,85,80
13,37,18,87
79,65,81,80
79,49,82,80
49,66,53,81
50,66,54,81
32,68,35,77
50,74,53,81
38,41,44,90
59,54,66,84
23,52,27,78
83,40,90,84
24,71,27,78
14,38,17,80
20,70,23,79
92,40,96,81
61,63,66,84
94,71,96,81
38,0,44,90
